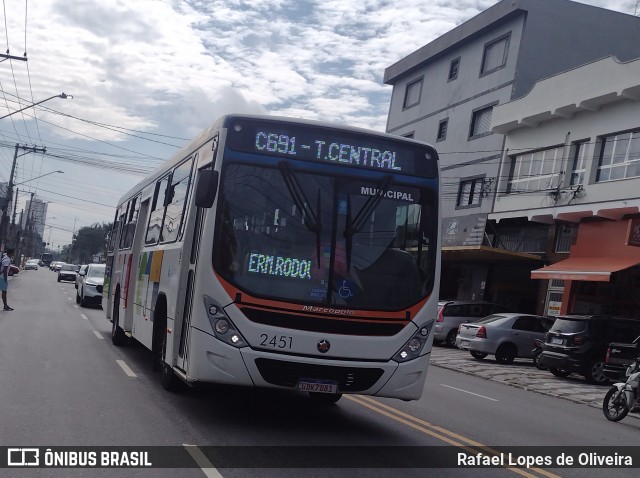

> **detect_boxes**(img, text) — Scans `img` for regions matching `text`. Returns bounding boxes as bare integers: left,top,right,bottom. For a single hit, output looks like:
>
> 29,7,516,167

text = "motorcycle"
602,357,640,422
532,338,548,370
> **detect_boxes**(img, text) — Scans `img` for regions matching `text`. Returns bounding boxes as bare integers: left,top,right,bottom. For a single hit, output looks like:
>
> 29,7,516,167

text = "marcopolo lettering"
247,253,312,280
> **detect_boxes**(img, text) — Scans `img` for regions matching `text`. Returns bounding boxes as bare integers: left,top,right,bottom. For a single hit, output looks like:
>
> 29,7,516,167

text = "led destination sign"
225,118,438,177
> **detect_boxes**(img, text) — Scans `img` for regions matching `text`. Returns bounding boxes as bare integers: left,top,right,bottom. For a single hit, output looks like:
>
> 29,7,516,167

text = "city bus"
40,252,53,267
103,114,440,402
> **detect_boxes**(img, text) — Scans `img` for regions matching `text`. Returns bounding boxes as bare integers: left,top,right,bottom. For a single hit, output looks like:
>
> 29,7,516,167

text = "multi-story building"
383,0,640,312
491,56,640,318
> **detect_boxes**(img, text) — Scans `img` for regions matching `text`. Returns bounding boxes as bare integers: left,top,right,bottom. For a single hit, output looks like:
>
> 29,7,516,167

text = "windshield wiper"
344,175,393,270
278,161,322,267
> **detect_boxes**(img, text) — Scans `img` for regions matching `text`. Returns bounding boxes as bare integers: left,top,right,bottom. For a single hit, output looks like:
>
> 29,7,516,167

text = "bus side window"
161,159,193,243
107,209,120,253
146,176,170,245
120,195,140,249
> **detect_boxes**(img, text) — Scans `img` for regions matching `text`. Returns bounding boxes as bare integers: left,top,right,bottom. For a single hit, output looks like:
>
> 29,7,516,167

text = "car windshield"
213,163,437,310
87,265,105,278
61,265,76,271
550,318,586,334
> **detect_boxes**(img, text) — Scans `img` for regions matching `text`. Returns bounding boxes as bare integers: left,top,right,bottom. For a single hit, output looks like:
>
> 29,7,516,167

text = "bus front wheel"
153,304,183,392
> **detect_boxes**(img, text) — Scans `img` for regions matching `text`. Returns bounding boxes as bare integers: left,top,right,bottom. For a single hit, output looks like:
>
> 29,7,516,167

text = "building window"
570,141,589,186
457,177,483,208
481,34,510,75
469,105,494,138
507,146,563,193
555,223,577,253
403,77,423,109
596,130,640,182
436,119,448,142
448,57,460,81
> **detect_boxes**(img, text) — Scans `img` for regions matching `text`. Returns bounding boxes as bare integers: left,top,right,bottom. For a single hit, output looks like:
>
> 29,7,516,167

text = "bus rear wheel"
111,292,127,346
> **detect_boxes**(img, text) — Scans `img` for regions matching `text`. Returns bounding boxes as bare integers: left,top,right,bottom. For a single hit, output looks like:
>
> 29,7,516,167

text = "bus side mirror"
195,169,219,208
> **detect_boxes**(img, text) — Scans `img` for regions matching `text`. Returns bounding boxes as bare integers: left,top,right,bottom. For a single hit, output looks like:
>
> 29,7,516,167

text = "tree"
67,223,112,263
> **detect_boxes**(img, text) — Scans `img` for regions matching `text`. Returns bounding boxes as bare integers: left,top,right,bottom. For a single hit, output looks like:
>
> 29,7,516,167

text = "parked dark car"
539,315,640,384
434,300,512,346
604,336,640,381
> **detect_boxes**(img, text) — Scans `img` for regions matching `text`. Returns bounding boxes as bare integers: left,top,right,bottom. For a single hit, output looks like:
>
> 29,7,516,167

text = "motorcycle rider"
631,343,640,413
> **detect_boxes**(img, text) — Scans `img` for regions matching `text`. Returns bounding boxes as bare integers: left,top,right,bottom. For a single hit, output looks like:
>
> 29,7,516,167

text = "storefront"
531,219,640,318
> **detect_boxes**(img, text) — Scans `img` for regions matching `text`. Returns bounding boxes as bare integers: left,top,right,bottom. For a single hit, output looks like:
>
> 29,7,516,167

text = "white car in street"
76,263,106,307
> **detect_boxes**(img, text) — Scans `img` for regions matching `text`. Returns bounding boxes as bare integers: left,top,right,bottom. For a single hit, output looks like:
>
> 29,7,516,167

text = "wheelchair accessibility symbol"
338,280,354,299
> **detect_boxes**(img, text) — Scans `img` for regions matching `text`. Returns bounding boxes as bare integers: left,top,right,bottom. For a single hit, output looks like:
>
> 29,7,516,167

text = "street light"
0,93,72,120
14,170,64,187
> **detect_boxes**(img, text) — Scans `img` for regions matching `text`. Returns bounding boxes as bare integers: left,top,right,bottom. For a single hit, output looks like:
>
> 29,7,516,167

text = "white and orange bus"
103,114,440,403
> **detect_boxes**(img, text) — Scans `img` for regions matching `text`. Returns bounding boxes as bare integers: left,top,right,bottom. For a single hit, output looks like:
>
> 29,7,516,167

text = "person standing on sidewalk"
0,248,14,311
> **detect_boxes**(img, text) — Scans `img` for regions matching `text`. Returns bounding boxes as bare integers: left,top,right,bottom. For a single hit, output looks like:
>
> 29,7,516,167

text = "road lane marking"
74,305,79,309
93,330,104,340
183,445,224,478
440,384,499,401
116,359,137,377
347,395,560,478
67,297,72,301
80,314,89,320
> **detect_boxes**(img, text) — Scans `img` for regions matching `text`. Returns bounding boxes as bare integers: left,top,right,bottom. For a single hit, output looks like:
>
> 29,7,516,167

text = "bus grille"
239,307,406,336
255,358,384,392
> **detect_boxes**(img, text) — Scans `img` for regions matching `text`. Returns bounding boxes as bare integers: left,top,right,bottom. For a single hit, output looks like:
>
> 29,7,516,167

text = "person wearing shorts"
1,248,14,311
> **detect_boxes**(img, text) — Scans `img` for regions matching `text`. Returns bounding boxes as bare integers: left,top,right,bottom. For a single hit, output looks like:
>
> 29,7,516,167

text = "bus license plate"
297,380,338,394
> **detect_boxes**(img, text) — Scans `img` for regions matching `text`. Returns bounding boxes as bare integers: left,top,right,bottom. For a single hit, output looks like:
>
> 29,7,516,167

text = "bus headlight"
393,320,434,363
204,296,247,348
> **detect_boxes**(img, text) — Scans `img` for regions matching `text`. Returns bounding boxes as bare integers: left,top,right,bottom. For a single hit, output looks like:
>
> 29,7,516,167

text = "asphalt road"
1,268,638,478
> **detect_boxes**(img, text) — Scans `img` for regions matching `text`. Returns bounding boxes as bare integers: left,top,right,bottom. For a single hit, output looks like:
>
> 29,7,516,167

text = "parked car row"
445,300,640,385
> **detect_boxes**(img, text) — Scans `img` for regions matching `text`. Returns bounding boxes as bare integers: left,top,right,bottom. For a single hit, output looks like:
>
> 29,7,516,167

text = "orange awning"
531,257,640,282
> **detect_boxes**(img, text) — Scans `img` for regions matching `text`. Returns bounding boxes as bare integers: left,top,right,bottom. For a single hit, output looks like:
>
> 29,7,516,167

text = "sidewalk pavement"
429,345,638,418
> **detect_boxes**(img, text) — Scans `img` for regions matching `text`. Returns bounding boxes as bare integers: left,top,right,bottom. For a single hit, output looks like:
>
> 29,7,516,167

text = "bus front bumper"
188,328,430,401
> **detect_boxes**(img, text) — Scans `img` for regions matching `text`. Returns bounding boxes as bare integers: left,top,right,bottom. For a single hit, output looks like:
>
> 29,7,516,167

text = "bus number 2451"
260,334,293,349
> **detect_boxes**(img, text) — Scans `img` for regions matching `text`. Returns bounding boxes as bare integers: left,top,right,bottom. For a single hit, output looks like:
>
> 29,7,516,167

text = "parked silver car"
456,313,556,364
76,263,106,307
434,300,512,346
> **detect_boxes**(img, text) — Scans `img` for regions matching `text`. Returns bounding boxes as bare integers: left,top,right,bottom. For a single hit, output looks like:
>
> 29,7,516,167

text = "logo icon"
317,339,331,353
7,448,39,467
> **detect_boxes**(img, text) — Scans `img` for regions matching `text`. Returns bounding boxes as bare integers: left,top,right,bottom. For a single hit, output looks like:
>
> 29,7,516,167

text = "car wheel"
57,277,60,282
445,329,458,347
75,291,80,304
470,351,488,360
80,289,86,307
584,357,608,384
550,367,571,378
495,343,516,365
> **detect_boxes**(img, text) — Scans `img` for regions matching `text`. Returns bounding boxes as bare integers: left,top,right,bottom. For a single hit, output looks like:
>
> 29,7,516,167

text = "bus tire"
111,289,127,346
153,299,183,392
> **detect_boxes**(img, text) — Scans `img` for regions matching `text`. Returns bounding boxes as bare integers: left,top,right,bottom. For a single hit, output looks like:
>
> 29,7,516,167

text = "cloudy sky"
0,0,636,252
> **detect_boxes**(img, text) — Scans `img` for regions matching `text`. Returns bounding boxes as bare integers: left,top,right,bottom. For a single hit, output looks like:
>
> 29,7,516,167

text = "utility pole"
0,144,46,251
17,192,35,262
68,217,78,263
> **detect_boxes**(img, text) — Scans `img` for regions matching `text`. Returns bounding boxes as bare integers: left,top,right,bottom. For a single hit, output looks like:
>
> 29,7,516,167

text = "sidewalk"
429,345,638,416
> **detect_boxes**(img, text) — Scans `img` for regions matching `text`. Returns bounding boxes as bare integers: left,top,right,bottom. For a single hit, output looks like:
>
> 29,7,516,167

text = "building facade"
491,56,640,318
383,0,640,311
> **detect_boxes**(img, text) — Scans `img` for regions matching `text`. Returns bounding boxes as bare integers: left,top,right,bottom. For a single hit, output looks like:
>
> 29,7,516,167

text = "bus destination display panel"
225,118,437,178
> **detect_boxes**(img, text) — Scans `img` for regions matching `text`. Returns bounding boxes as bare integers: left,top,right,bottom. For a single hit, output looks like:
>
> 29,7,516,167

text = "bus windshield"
213,162,437,310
